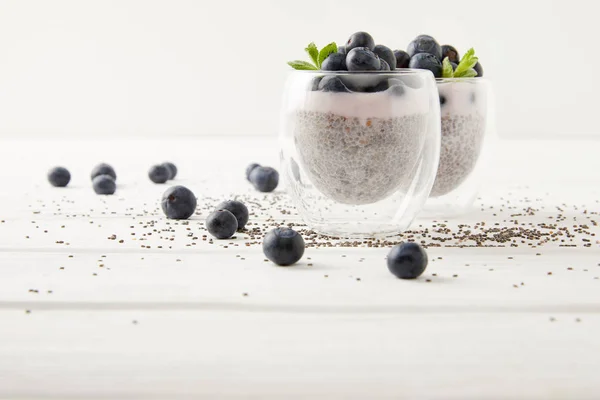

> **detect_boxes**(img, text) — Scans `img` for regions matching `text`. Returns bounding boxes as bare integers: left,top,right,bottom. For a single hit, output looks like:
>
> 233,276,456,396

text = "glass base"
304,219,412,239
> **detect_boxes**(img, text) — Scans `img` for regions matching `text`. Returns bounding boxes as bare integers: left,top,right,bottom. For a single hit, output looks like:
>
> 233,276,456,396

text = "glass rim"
289,68,434,77
436,77,489,83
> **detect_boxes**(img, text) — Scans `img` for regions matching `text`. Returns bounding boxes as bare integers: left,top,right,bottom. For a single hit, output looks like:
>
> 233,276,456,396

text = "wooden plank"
0,310,598,399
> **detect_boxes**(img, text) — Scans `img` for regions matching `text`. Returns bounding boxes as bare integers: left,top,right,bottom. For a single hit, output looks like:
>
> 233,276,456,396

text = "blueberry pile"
246,163,279,193
289,31,483,92
405,34,483,78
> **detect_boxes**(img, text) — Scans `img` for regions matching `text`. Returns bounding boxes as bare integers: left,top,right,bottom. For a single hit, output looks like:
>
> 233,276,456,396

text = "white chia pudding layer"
294,111,428,205
430,81,488,197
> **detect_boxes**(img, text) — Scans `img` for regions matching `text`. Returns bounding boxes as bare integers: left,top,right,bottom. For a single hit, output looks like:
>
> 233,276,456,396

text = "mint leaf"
317,42,338,68
442,57,454,78
287,60,319,70
459,69,478,78
454,47,479,77
305,42,319,67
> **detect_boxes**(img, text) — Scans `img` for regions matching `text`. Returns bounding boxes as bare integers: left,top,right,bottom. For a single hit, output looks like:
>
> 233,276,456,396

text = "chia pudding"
430,79,488,197
291,77,431,205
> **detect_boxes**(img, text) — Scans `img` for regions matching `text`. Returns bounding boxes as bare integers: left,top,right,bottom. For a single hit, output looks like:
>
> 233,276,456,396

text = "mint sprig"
442,57,454,78
452,48,479,78
289,42,338,70
305,42,319,66
317,42,337,67
287,60,318,70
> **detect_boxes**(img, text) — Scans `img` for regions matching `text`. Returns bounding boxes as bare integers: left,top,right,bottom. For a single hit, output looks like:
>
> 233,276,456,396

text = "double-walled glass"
424,78,494,216
280,70,441,238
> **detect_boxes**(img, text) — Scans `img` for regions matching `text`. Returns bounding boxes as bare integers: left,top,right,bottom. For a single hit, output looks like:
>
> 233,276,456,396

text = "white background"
0,0,597,139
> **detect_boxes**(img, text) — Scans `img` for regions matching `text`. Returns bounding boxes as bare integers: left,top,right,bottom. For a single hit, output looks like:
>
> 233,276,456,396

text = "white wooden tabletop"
0,136,598,399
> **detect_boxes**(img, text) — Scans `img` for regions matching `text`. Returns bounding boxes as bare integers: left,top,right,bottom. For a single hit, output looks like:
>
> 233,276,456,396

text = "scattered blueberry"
409,53,443,78
373,45,396,71
407,35,442,60
345,31,375,51
162,162,177,179
473,61,484,77
161,185,197,220
249,166,279,192
346,47,381,71
321,52,347,71
91,163,116,181
337,45,347,54
92,175,116,195
148,164,169,184
263,227,305,266
215,200,249,230
440,95,447,106
393,50,411,68
246,163,261,181
47,167,71,187
441,45,460,63
379,59,390,71
206,209,238,239
387,242,428,279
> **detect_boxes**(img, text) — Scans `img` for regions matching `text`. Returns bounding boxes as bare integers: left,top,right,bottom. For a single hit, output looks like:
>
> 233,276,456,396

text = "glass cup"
423,78,494,216
279,70,441,238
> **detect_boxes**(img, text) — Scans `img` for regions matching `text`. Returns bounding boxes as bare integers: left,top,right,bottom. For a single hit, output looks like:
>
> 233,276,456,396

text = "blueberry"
318,76,351,93
409,53,442,78
379,59,390,71
441,45,460,63
440,95,447,106
246,163,260,181
47,166,71,187
262,227,305,266
346,47,381,71
373,45,396,71
387,242,428,279
407,35,442,60
310,76,322,91
148,164,169,184
364,77,390,93
249,166,279,192
387,80,406,96
393,50,411,68
215,200,249,230
337,45,347,54
92,174,116,195
321,52,347,71
91,163,116,181
400,75,424,89
473,62,484,77
345,31,375,51
162,162,177,179
161,185,197,220
206,209,238,239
